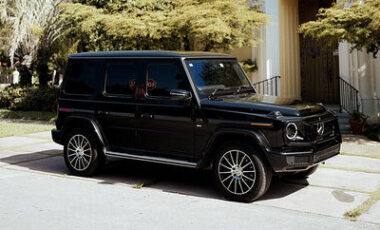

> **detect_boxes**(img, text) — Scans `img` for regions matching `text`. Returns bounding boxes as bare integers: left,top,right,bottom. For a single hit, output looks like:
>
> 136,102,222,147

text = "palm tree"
1,0,65,85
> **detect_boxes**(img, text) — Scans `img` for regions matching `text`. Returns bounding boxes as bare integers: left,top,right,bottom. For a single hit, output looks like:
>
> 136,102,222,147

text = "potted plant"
349,111,369,135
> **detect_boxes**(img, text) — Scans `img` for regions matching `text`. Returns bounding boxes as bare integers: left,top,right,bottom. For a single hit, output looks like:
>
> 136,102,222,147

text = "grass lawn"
0,121,54,138
0,109,56,122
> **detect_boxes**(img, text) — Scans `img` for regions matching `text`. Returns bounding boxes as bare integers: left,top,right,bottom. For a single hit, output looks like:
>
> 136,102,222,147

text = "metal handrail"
338,76,360,114
252,76,281,96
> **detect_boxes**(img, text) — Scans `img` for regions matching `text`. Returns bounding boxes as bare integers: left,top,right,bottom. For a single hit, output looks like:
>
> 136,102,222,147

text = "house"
230,0,380,124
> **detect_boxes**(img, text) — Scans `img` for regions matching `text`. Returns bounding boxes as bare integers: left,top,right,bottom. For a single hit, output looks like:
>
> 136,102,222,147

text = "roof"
68,50,235,59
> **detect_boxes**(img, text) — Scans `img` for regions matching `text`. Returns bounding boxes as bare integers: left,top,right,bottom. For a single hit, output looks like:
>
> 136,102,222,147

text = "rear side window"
64,60,100,95
146,62,188,97
106,63,137,95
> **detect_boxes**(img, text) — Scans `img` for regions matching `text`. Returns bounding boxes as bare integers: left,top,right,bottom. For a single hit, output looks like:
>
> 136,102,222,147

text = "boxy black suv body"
52,51,341,202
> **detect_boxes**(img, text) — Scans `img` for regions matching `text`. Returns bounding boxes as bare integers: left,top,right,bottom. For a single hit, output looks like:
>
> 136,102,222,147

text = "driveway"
0,132,379,229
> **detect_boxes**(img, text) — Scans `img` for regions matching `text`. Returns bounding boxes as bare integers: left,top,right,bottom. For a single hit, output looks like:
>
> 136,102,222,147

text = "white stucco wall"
248,0,301,103
339,42,380,119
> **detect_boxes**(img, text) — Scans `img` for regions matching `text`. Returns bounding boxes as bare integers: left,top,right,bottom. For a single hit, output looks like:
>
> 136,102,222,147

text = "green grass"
345,186,380,219
0,121,54,138
0,109,56,122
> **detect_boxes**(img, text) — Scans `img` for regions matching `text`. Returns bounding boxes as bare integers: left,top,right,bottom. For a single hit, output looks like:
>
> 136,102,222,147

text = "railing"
252,76,281,96
338,76,360,114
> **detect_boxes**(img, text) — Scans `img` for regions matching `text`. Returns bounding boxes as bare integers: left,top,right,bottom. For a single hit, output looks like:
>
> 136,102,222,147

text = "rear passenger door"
137,59,195,157
97,60,141,150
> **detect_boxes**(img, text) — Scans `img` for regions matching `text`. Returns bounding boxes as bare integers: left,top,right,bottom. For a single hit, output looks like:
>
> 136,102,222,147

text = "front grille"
304,116,339,141
315,120,337,138
313,144,340,163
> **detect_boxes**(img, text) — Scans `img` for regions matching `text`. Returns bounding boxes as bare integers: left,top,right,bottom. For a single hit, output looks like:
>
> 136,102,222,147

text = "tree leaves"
300,0,380,57
62,0,268,52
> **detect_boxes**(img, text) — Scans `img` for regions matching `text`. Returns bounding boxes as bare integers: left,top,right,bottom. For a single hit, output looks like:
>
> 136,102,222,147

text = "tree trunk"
184,35,191,51
18,64,32,86
37,61,49,86
203,43,214,52
37,46,50,86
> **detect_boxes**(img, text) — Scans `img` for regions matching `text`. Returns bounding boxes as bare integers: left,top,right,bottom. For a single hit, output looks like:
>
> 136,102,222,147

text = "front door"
137,59,195,157
299,0,340,104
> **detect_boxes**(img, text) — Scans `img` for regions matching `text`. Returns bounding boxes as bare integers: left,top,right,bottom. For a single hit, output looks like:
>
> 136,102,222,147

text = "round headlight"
286,123,298,140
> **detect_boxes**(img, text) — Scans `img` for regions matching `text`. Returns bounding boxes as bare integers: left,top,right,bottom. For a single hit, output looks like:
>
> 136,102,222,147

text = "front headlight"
285,122,304,141
286,123,298,140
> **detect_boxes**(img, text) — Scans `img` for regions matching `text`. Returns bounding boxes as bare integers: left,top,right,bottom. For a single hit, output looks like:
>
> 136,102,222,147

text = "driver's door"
137,59,196,157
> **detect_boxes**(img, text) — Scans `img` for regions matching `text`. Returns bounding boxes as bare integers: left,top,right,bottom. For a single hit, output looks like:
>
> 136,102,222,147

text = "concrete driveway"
0,131,379,229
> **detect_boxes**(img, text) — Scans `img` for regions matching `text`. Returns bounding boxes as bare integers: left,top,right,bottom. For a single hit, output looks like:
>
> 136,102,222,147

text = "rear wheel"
63,129,103,176
213,142,272,202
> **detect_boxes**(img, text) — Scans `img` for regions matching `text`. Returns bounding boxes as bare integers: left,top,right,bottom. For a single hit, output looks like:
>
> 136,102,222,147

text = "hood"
200,94,326,117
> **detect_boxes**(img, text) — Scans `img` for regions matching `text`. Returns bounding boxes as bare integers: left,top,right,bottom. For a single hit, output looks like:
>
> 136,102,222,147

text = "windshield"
185,59,254,97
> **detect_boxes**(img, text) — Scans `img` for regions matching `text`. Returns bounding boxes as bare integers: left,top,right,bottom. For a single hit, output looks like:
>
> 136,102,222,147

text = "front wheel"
213,142,272,202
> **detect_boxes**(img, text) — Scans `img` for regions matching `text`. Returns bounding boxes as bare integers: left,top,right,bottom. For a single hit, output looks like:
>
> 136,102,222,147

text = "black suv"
52,51,341,202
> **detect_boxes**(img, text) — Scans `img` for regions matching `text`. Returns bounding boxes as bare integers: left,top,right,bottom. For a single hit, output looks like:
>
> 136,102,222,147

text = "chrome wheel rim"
218,150,256,195
67,134,92,171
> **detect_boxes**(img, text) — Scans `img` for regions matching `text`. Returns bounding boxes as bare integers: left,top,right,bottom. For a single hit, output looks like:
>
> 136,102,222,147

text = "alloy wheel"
67,134,93,171
218,150,256,195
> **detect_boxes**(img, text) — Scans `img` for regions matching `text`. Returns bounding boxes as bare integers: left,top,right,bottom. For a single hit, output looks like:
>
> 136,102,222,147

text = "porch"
231,0,380,122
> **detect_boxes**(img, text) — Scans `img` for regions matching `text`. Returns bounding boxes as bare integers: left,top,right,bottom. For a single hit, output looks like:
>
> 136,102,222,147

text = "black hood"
200,95,326,117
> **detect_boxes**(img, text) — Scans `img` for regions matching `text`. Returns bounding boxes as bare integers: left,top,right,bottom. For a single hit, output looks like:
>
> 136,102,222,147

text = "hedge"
0,84,58,111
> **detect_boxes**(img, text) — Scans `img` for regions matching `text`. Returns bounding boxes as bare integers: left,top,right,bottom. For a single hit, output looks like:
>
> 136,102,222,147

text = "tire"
291,165,319,179
63,128,104,176
213,142,272,202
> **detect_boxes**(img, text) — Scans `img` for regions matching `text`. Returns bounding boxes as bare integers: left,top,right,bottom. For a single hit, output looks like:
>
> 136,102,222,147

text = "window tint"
147,63,188,97
64,61,99,95
106,63,137,95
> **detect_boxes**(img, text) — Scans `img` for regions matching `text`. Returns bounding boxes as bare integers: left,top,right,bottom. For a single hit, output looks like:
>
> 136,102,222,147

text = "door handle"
97,111,109,115
141,113,153,119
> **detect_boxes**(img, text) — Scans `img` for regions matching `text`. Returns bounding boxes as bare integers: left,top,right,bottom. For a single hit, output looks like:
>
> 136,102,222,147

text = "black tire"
63,128,104,176
291,165,319,179
213,141,272,202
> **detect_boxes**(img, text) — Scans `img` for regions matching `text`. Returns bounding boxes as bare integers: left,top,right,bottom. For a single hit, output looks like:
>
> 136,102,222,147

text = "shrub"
0,84,58,111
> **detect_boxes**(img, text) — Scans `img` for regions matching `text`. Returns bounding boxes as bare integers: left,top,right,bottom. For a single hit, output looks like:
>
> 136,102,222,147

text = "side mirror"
170,89,192,101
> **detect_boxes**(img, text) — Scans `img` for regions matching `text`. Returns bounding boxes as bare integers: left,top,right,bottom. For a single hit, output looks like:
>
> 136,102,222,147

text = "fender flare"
62,115,108,147
200,128,271,168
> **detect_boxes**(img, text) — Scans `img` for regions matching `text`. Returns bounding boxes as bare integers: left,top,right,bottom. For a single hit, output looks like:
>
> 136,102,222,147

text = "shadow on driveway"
0,150,308,201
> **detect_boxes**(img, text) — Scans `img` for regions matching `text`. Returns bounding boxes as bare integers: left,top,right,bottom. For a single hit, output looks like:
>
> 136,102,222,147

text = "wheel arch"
199,128,271,169
62,115,108,148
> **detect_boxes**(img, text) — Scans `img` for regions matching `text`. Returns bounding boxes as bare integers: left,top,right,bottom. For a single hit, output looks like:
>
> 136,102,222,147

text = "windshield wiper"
234,86,254,95
208,88,221,100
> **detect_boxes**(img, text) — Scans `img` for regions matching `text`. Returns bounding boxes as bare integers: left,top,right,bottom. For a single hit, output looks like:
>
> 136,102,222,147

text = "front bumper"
51,129,63,145
266,142,340,172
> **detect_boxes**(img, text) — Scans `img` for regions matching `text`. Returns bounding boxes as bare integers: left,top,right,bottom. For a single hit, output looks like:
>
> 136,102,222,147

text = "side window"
106,63,137,95
146,62,188,97
64,60,99,95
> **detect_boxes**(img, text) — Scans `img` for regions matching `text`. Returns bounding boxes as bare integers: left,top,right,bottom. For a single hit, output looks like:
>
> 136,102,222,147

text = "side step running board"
104,150,198,168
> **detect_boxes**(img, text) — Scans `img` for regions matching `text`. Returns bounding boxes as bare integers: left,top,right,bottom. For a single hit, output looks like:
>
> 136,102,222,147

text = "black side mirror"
170,89,192,101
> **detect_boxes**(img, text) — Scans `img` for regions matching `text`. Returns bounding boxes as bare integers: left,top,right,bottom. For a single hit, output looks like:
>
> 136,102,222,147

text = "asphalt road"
0,131,379,229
